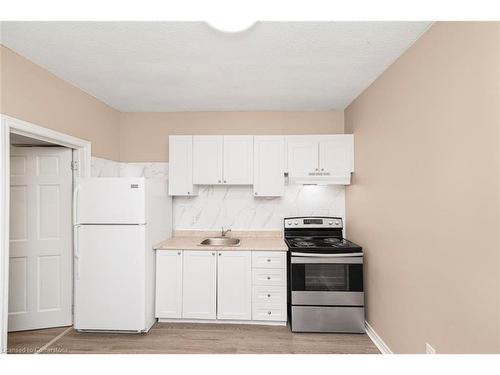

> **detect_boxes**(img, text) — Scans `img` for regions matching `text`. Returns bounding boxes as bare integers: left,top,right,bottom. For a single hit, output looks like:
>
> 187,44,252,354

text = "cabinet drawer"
252,304,287,321
252,268,286,286
252,251,286,269
252,286,286,305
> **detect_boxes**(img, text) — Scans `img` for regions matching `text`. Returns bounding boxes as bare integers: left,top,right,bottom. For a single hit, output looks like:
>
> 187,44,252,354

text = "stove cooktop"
284,236,362,253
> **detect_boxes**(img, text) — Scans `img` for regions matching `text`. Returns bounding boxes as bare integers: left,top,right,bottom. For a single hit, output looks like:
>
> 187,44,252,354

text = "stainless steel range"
285,216,365,333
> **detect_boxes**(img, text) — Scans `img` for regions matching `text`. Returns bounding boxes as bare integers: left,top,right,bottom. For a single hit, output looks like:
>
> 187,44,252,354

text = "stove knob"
294,221,299,225
335,221,340,225
328,221,333,225
287,221,292,226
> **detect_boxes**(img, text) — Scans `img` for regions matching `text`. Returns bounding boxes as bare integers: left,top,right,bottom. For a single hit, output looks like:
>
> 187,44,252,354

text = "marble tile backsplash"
91,157,345,231
91,157,168,179
174,184,345,231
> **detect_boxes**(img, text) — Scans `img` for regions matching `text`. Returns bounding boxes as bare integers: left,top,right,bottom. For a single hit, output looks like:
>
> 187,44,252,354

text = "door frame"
0,114,91,353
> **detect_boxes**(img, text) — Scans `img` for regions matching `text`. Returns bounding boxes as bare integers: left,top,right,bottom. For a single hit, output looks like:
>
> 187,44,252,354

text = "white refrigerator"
73,177,172,332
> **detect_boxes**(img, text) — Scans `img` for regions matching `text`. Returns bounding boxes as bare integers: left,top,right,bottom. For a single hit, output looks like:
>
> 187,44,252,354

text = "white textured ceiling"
0,21,431,112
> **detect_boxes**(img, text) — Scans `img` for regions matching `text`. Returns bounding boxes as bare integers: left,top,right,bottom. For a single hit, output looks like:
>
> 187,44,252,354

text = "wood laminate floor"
7,326,70,354
8,322,380,354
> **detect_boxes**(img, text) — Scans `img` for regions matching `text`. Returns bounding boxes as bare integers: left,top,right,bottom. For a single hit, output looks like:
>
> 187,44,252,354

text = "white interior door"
8,146,73,331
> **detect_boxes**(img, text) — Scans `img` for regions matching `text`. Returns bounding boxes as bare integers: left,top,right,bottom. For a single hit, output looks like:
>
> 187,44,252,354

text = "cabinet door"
223,136,254,185
193,136,223,185
182,251,217,319
155,250,183,318
168,136,197,196
287,136,319,179
253,136,285,197
217,251,252,320
319,135,354,177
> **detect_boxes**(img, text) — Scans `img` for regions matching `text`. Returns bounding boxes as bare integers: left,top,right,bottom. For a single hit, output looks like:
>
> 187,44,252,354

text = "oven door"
290,254,364,306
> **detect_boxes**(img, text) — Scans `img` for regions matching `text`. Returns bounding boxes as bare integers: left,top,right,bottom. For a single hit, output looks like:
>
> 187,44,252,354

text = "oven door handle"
291,252,363,257
291,254,363,264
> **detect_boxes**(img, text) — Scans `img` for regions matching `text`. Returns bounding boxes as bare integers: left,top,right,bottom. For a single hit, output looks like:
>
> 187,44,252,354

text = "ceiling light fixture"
205,20,258,33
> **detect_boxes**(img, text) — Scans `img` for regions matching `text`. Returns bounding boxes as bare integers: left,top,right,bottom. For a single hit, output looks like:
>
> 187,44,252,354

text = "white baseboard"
158,318,287,326
365,321,393,354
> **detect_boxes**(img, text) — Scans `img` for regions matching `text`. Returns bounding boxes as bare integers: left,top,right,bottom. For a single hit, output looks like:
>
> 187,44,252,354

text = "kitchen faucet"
221,227,232,237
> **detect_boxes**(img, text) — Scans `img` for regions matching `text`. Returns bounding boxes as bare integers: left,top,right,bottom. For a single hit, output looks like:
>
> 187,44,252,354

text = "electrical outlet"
425,342,436,354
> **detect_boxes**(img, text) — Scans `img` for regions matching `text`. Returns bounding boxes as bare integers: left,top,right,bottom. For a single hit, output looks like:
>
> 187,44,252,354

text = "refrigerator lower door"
75,177,146,224
74,225,146,331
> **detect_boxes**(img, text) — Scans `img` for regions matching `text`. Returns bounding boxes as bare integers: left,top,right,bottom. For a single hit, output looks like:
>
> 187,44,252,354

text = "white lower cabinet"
182,251,217,319
217,251,252,320
155,250,287,324
251,252,287,322
155,250,183,318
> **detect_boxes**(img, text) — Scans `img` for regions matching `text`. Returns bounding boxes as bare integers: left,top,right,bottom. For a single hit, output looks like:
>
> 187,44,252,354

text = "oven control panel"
284,217,343,228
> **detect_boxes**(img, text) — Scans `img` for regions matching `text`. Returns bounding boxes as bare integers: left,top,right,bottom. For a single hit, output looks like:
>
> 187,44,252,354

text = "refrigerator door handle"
73,185,81,225
74,225,81,280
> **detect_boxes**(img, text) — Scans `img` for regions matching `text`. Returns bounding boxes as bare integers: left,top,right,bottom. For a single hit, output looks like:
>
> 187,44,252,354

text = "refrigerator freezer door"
75,177,146,224
74,225,146,331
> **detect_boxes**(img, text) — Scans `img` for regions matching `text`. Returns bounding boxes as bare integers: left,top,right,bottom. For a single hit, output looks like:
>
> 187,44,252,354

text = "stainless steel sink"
199,237,240,247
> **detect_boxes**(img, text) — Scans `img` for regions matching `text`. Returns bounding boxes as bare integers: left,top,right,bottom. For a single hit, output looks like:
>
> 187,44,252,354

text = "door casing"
0,114,91,353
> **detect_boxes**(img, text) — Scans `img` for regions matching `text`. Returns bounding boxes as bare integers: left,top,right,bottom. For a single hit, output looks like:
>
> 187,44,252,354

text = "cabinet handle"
321,168,324,171
266,259,271,262
212,252,215,256
224,180,227,183
255,192,258,195
187,192,191,195
219,253,222,256
267,276,271,280
315,168,319,171
267,294,271,298
267,311,272,315
177,252,181,255
218,180,221,183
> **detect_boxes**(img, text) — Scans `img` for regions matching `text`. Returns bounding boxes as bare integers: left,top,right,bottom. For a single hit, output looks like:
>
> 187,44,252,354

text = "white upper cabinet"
253,136,285,197
223,136,253,184
287,135,354,185
192,135,253,185
319,135,354,181
287,136,319,180
168,134,355,195
168,136,198,196
192,136,223,185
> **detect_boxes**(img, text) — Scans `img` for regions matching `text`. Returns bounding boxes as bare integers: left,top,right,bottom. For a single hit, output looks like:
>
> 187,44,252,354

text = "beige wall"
1,44,343,162
0,45,120,160
345,22,500,353
119,111,344,162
